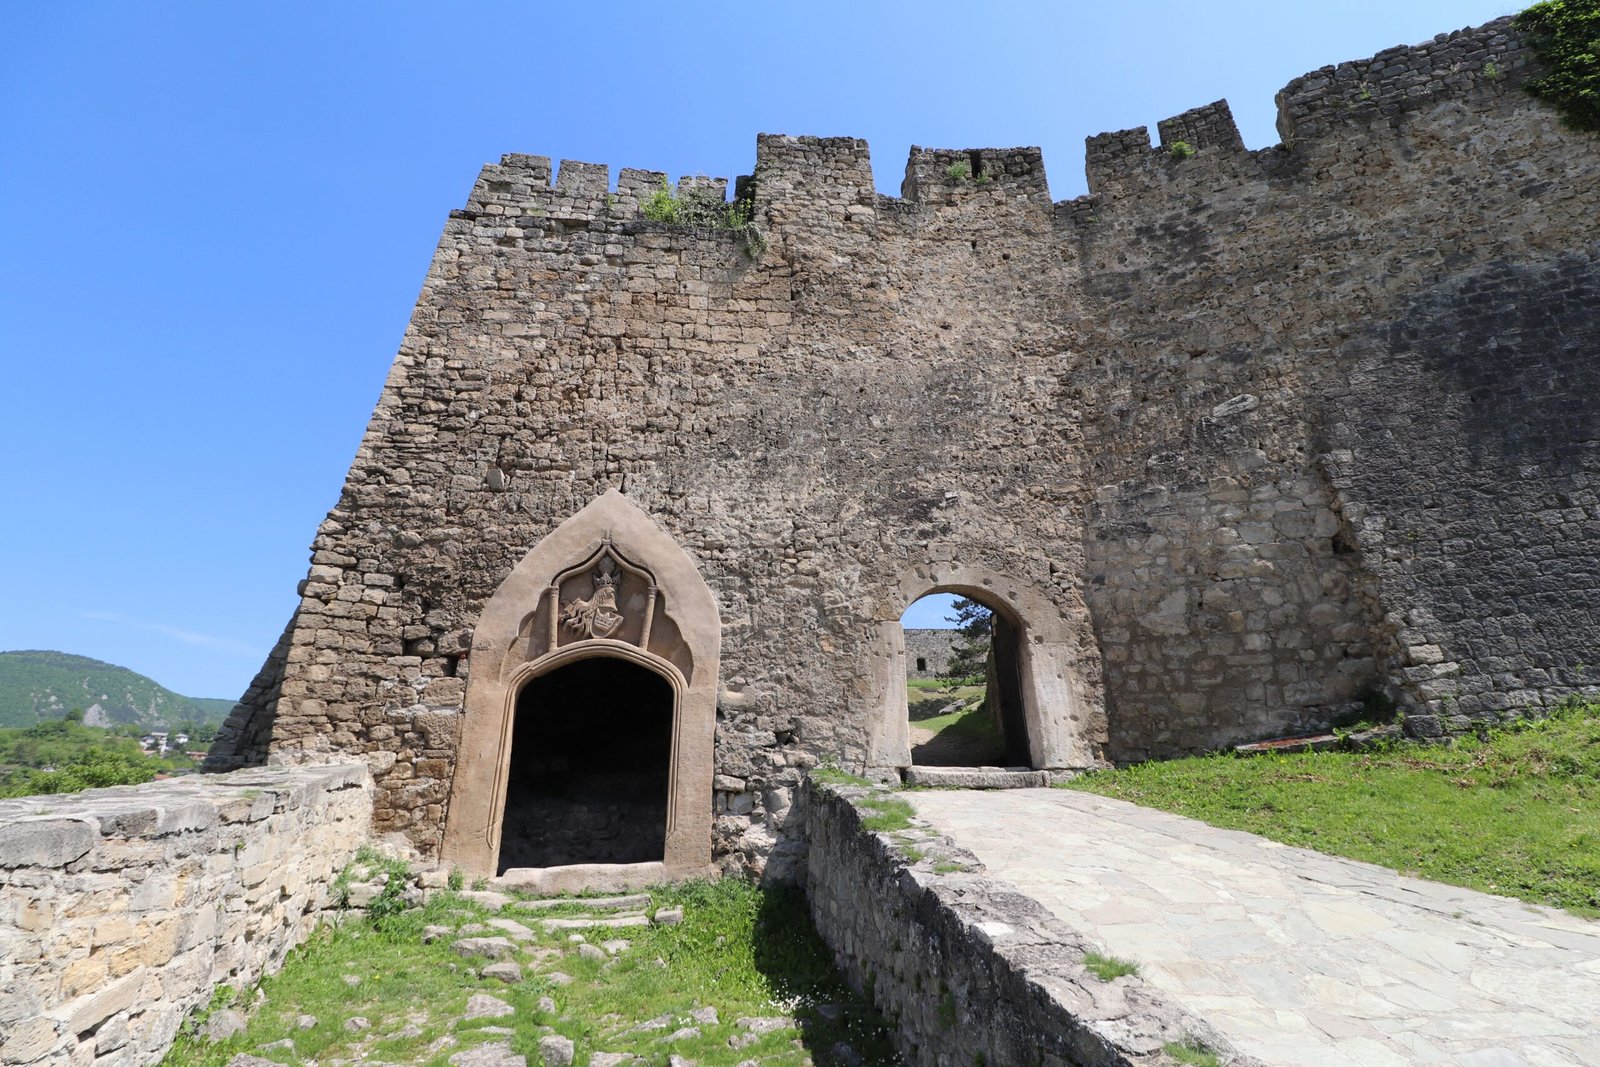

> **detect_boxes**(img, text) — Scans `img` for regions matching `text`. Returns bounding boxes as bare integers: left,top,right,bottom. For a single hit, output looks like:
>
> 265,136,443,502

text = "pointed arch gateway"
442,490,720,880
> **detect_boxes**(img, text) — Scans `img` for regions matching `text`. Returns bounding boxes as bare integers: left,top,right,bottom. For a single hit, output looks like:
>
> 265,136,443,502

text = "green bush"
639,179,766,259
1518,0,1600,131
0,718,189,798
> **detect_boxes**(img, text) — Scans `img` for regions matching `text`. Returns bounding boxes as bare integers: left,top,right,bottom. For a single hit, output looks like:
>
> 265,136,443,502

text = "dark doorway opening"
496,656,673,873
901,594,1031,768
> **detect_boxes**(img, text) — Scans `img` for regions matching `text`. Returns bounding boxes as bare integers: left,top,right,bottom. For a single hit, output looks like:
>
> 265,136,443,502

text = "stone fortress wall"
205,14,1600,872
0,765,369,1066
904,629,960,679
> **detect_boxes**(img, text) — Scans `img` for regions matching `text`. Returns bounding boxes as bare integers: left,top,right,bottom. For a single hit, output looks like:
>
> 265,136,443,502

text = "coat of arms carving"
560,556,625,639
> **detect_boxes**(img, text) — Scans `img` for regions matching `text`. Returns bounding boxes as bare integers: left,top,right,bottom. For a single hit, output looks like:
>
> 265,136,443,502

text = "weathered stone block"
0,818,97,868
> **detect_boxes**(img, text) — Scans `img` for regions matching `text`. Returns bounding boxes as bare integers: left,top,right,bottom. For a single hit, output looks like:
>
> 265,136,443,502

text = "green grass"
907,684,984,722
908,683,1006,766
162,879,899,1067
1081,951,1140,981
1163,1038,1221,1066
810,766,874,789
914,707,1002,747
895,841,926,864
858,795,915,833
1065,702,1600,914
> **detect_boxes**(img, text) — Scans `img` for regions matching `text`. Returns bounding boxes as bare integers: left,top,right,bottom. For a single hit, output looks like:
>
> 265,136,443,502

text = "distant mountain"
0,651,235,729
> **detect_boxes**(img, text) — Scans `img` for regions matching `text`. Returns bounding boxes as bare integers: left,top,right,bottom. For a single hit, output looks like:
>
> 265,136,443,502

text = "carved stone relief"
441,490,720,880
560,556,628,640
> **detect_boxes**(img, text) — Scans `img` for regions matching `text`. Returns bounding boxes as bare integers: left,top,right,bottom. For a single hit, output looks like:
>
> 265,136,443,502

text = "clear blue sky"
0,1,1515,700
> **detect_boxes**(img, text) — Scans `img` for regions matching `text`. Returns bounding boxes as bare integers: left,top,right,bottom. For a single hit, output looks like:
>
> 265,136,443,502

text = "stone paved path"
907,788,1600,1067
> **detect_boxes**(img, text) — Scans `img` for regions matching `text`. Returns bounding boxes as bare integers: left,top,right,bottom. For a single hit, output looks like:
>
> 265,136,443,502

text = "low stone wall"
0,764,371,1066
802,777,1258,1067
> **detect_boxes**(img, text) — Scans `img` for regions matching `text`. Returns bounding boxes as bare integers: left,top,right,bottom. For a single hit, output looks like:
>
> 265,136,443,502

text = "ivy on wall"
1518,0,1600,131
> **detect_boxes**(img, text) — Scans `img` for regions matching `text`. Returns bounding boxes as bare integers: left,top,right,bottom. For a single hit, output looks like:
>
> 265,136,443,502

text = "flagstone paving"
907,788,1600,1066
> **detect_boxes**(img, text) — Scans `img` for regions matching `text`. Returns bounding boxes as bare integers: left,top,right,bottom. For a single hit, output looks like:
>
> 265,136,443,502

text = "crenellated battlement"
448,15,1558,246
456,154,741,227
900,145,1050,205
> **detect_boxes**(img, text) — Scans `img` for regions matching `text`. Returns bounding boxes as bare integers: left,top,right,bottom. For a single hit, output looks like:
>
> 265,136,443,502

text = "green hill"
0,650,235,729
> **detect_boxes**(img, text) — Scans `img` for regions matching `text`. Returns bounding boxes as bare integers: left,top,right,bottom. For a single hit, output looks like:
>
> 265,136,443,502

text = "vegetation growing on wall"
640,179,767,259
1518,0,1600,131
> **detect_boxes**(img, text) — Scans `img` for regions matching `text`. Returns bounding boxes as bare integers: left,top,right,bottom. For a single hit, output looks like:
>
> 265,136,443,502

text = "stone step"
493,861,664,896
902,766,1052,789
508,893,652,913
539,913,651,930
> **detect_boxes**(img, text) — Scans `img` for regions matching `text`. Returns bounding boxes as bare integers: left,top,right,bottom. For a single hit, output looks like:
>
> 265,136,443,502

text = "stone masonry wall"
1069,19,1600,757
802,776,1257,1066
0,764,370,1067
904,629,960,680
211,14,1600,862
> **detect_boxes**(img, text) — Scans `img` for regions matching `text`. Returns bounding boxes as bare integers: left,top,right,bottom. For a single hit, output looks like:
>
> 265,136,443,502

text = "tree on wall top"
939,599,993,685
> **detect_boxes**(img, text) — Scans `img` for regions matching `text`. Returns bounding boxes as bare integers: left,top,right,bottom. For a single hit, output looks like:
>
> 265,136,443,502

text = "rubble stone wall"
904,629,960,680
208,14,1600,865
0,765,370,1067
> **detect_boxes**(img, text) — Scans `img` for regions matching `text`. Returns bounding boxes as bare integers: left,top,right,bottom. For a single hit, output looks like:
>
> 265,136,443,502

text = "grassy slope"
907,682,1005,765
0,650,234,728
1065,704,1600,914
163,878,899,1067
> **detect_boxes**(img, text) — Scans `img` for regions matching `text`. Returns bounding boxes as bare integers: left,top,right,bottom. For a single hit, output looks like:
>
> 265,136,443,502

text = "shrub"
639,179,766,259
1517,0,1600,131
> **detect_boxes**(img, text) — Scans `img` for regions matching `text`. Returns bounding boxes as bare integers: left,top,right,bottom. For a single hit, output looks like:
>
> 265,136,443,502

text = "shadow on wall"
202,611,298,773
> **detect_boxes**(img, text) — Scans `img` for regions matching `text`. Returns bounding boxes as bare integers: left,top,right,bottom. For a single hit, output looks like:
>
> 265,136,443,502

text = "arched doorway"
497,656,675,873
442,490,720,882
900,592,1031,767
867,562,1104,773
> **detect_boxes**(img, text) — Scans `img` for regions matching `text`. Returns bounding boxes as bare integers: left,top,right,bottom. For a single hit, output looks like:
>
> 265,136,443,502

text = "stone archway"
441,490,720,880
868,563,1103,772
901,592,1030,768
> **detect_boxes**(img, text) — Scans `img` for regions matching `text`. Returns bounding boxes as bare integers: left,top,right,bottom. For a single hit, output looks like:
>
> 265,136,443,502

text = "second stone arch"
868,561,1105,774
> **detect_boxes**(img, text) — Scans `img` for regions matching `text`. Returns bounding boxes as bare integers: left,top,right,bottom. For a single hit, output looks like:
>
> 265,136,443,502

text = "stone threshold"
493,861,667,895
901,766,1053,789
